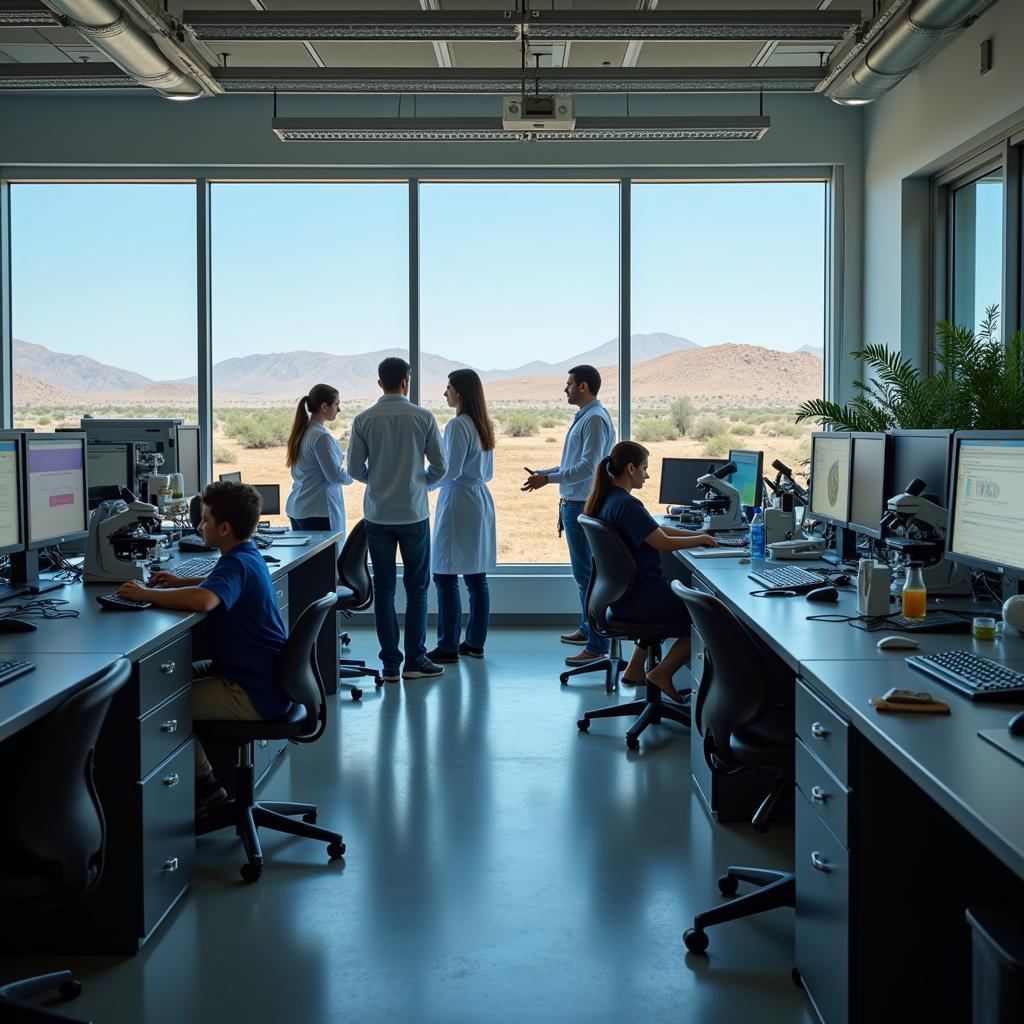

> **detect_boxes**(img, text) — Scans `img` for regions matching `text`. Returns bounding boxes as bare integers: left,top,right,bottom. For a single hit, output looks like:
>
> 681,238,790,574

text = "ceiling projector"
502,95,576,132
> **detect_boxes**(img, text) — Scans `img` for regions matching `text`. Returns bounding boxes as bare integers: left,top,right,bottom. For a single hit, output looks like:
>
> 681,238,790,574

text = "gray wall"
863,0,1024,362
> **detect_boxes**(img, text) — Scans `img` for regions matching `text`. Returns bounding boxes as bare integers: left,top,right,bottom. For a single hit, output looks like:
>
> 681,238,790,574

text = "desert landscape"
12,333,821,563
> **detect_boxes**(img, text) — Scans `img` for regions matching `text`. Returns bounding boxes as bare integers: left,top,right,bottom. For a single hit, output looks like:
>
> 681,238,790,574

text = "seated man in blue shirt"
118,481,289,811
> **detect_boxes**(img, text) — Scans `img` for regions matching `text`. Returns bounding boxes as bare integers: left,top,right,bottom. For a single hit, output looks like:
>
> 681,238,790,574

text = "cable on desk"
0,598,80,621
38,546,84,583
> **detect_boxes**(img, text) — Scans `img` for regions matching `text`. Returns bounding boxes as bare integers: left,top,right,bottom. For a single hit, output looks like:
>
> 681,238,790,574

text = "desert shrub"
702,432,734,458
668,396,695,435
35,415,52,425
213,446,237,465
692,414,726,441
764,419,804,438
539,417,562,429
546,436,557,443
223,409,291,449
732,422,756,436
633,417,678,442
503,412,539,437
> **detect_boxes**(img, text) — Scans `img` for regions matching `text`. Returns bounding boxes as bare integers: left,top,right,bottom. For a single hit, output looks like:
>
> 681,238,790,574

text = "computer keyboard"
175,556,218,578
907,650,1024,702
710,530,750,548
748,566,826,592
96,593,152,611
884,611,971,633
0,659,35,686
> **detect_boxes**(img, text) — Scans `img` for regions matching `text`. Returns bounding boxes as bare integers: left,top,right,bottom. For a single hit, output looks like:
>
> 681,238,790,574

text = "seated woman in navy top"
583,441,717,701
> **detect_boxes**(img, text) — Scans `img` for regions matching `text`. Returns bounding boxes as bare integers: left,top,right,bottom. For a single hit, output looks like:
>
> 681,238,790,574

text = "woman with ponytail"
284,383,352,536
584,441,717,700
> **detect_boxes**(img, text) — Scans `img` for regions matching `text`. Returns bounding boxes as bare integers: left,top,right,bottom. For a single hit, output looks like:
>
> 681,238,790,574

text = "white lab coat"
429,415,497,576
284,420,352,537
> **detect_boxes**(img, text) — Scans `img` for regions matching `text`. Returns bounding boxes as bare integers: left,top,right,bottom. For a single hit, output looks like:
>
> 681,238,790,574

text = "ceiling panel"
211,41,316,67
450,41,524,68
0,42,75,62
637,40,765,67
567,42,629,68
315,41,440,68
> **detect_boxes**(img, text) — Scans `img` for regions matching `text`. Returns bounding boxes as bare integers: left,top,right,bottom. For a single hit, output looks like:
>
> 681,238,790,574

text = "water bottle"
750,507,767,561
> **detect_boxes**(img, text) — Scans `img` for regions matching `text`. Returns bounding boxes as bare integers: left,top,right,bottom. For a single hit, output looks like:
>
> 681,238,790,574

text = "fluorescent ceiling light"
272,116,771,143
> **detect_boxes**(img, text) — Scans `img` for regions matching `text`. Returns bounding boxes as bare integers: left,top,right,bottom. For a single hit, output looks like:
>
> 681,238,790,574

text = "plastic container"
750,507,766,561
902,561,927,620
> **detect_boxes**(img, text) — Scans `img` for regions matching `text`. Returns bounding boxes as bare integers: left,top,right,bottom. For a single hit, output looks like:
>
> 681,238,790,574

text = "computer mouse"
833,574,852,587
262,554,281,564
876,635,920,651
806,585,840,603
1009,710,1024,737
0,617,38,633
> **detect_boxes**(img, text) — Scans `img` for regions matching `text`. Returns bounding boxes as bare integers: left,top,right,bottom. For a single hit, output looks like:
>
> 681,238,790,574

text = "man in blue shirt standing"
522,364,616,667
348,357,447,682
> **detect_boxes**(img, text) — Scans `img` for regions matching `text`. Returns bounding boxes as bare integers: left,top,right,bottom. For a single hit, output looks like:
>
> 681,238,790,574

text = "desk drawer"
796,737,850,849
138,633,192,717
796,679,849,784
796,789,850,1024
140,741,194,938
272,576,288,611
138,687,192,779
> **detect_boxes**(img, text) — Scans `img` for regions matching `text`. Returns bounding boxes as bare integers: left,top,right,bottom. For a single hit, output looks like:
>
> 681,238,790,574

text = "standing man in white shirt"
348,357,446,682
521,364,616,668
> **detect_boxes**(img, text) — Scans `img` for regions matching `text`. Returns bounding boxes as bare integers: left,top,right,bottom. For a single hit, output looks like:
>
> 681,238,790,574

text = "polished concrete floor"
3,628,815,1024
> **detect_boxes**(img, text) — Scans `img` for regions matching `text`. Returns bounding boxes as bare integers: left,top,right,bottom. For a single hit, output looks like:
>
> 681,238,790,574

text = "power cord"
0,598,80,621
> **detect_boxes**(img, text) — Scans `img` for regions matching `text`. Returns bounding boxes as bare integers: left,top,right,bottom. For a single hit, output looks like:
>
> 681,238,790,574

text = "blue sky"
12,180,827,381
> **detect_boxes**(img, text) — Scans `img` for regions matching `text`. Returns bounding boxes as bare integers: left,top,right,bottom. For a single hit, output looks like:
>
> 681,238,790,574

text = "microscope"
692,462,745,531
884,479,972,595
84,496,164,584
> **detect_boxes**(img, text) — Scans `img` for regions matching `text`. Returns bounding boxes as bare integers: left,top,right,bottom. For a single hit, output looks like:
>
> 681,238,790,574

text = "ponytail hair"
286,383,339,468
583,441,649,517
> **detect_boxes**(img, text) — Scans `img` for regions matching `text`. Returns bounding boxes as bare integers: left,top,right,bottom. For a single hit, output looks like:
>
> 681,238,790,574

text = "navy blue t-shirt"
596,487,663,588
200,541,289,718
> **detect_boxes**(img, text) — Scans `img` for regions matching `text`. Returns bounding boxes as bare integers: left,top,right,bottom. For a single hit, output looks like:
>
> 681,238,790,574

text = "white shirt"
284,420,352,535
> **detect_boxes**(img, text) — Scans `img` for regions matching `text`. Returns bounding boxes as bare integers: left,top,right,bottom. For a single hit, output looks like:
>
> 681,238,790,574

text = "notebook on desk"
884,611,972,633
270,535,311,547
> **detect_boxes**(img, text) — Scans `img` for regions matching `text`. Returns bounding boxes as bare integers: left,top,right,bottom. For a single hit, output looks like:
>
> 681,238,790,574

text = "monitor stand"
821,525,858,566
0,581,30,603
1003,573,1024,601
7,550,65,596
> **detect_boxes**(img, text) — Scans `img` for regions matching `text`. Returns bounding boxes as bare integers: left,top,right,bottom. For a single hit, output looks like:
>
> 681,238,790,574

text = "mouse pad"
978,729,1024,768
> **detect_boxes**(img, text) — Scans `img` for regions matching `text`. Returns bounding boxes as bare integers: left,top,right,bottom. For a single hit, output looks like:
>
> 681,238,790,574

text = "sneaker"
195,773,228,813
402,660,445,679
426,647,460,664
564,650,607,668
560,629,589,646
459,642,485,659
382,665,401,683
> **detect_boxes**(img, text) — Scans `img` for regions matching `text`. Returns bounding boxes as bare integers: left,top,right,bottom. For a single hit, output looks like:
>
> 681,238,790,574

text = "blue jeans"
366,519,431,671
433,573,489,653
289,516,330,531
560,500,609,655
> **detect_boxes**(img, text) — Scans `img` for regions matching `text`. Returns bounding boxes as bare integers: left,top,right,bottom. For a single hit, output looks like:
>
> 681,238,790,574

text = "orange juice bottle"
901,562,927,620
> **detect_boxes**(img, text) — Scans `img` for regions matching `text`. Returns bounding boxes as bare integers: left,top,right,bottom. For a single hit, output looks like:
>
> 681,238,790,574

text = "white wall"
863,0,1024,360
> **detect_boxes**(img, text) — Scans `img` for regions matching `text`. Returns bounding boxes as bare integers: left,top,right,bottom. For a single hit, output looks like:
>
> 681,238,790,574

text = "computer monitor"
727,449,764,510
86,442,132,510
23,433,89,547
658,458,726,505
253,484,281,516
0,432,25,558
809,432,852,526
888,430,953,505
219,472,242,484
176,425,202,496
946,432,1024,576
847,432,890,539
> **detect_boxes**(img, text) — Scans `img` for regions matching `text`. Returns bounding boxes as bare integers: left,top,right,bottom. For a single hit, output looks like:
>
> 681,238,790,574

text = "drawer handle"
810,851,830,873
810,721,829,739
162,773,180,787
159,661,176,675
811,785,828,803
257,739,268,748
160,719,178,734
163,857,179,873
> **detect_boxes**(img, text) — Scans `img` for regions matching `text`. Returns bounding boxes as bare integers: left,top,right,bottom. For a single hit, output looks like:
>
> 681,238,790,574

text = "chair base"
0,971,89,1023
340,659,383,702
683,868,795,954
560,639,627,693
577,682,691,750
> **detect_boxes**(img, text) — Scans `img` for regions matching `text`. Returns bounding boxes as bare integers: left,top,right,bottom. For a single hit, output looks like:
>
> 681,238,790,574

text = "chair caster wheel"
791,967,803,987
626,735,640,751
339,632,351,647
351,687,363,701
240,862,262,883
577,718,590,732
303,811,318,824
59,980,82,1001
717,874,739,896
327,840,346,860
683,928,709,954
560,674,570,685
374,677,384,687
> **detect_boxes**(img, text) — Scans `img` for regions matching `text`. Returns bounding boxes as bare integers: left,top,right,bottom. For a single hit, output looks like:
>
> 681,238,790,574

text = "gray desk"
675,550,1024,1024
0,531,340,954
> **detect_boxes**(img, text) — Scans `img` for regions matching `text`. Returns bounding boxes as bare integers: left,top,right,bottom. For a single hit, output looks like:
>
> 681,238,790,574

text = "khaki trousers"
192,661,263,778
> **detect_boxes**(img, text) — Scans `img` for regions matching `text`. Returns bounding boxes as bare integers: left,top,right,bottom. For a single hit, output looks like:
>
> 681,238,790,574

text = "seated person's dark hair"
568,363,601,396
378,356,411,390
202,481,262,540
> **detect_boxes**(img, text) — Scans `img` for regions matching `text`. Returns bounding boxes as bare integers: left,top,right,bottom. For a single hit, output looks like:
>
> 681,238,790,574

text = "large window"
951,171,1004,334
210,183,408,525
11,184,197,431
420,183,619,564
630,182,826,513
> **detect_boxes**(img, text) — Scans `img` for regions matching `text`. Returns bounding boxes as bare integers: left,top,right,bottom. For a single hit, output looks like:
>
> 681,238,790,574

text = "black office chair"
669,580,795,955
336,519,383,701
559,574,628,695
574,516,691,750
0,657,131,1024
195,593,346,883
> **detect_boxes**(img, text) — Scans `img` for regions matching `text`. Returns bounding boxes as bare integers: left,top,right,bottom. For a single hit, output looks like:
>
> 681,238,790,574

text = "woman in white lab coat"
428,369,497,661
284,383,352,538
